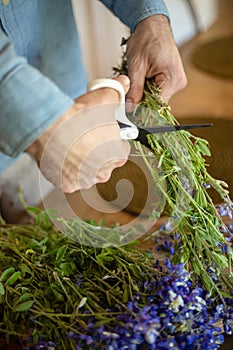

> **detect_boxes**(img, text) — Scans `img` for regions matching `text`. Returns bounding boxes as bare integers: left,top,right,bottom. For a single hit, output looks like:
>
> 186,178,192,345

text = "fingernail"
119,75,130,87
126,98,134,112
113,159,127,167
97,172,111,183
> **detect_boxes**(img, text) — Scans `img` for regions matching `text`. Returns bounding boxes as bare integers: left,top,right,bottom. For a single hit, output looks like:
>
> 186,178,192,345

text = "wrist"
135,14,171,34
26,103,78,161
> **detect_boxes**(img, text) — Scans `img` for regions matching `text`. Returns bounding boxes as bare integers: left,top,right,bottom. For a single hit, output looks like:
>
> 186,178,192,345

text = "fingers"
125,66,146,112
126,64,187,107
103,74,130,105
155,69,187,103
96,158,128,184
155,73,172,103
63,156,128,193
33,76,132,194
60,123,131,193
113,75,130,96
78,75,130,107
78,140,130,191
124,13,187,107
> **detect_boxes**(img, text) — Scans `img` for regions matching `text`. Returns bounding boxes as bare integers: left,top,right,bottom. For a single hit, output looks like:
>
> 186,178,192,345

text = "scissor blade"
135,127,153,149
135,123,213,150
117,121,213,150
141,123,213,134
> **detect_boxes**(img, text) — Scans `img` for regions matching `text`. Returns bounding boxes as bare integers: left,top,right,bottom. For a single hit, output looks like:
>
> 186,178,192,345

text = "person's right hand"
26,75,131,193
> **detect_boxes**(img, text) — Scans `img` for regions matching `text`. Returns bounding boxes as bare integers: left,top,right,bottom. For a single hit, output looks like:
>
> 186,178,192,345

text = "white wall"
72,0,129,80
190,0,219,30
165,0,218,45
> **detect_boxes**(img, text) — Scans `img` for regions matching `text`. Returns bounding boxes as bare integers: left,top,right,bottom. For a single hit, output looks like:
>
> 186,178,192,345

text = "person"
0,0,187,193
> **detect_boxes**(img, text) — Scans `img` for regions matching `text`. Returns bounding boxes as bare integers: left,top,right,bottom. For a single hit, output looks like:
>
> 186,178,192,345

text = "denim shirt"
0,0,169,172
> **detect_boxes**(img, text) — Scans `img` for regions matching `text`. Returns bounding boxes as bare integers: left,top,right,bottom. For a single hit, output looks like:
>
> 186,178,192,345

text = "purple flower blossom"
24,230,233,350
203,183,211,189
216,203,233,219
62,260,227,349
221,243,231,255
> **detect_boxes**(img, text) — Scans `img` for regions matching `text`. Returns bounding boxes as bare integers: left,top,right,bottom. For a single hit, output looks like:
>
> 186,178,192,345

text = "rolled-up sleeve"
99,0,169,32
0,30,73,158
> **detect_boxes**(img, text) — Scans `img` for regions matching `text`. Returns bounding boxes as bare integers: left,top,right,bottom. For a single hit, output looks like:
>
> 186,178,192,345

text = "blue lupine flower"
221,243,231,254
216,203,233,219
203,183,211,189
61,259,228,349
25,227,233,350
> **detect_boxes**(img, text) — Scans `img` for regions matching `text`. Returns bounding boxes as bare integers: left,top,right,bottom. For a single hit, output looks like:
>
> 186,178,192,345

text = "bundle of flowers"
0,205,232,349
0,51,233,349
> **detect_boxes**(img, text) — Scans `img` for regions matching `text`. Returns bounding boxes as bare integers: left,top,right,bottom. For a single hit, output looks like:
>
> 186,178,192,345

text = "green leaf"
26,206,41,213
96,253,113,264
5,271,21,286
26,249,36,255
0,267,15,282
0,252,5,261
191,259,201,276
122,287,129,303
94,318,113,327
128,264,143,279
56,245,68,261
122,240,140,248
51,287,64,301
180,247,190,264
0,282,5,296
212,252,229,268
59,262,76,276
14,300,34,312
32,328,39,344
37,237,48,247
199,269,213,291
195,189,208,207
20,263,32,277
194,232,203,251
16,293,31,304
196,138,211,157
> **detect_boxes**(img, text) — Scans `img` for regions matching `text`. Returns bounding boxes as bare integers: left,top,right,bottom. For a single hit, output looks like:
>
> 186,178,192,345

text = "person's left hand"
125,14,187,109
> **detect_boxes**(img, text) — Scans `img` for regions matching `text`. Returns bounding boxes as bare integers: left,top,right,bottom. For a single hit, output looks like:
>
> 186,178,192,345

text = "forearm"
0,30,73,158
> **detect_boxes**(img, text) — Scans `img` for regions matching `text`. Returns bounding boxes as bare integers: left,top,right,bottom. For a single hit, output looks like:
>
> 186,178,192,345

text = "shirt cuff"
99,0,170,32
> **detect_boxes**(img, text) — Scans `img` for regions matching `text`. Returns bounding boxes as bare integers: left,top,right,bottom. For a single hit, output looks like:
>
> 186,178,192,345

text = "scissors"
88,79,212,150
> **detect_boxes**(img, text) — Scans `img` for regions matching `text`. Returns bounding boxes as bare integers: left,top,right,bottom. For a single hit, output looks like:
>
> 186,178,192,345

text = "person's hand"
125,14,187,108
26,75,131,193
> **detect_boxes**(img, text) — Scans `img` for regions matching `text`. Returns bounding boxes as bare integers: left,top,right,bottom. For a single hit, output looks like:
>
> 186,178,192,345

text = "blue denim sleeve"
0,30,73,158
99,0,169,32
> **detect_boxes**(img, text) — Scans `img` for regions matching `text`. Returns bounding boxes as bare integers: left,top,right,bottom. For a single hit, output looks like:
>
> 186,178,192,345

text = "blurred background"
0,0,232,223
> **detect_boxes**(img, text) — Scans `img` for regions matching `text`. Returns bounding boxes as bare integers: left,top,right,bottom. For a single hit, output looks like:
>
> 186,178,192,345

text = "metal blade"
135,127,153,149
117,121,213,150
135,123,213,150
140,123,213,134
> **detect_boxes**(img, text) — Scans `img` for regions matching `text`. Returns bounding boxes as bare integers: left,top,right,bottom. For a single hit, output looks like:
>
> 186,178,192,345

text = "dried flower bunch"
0,49,233,349
114,47,233,297
0,209,232,350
